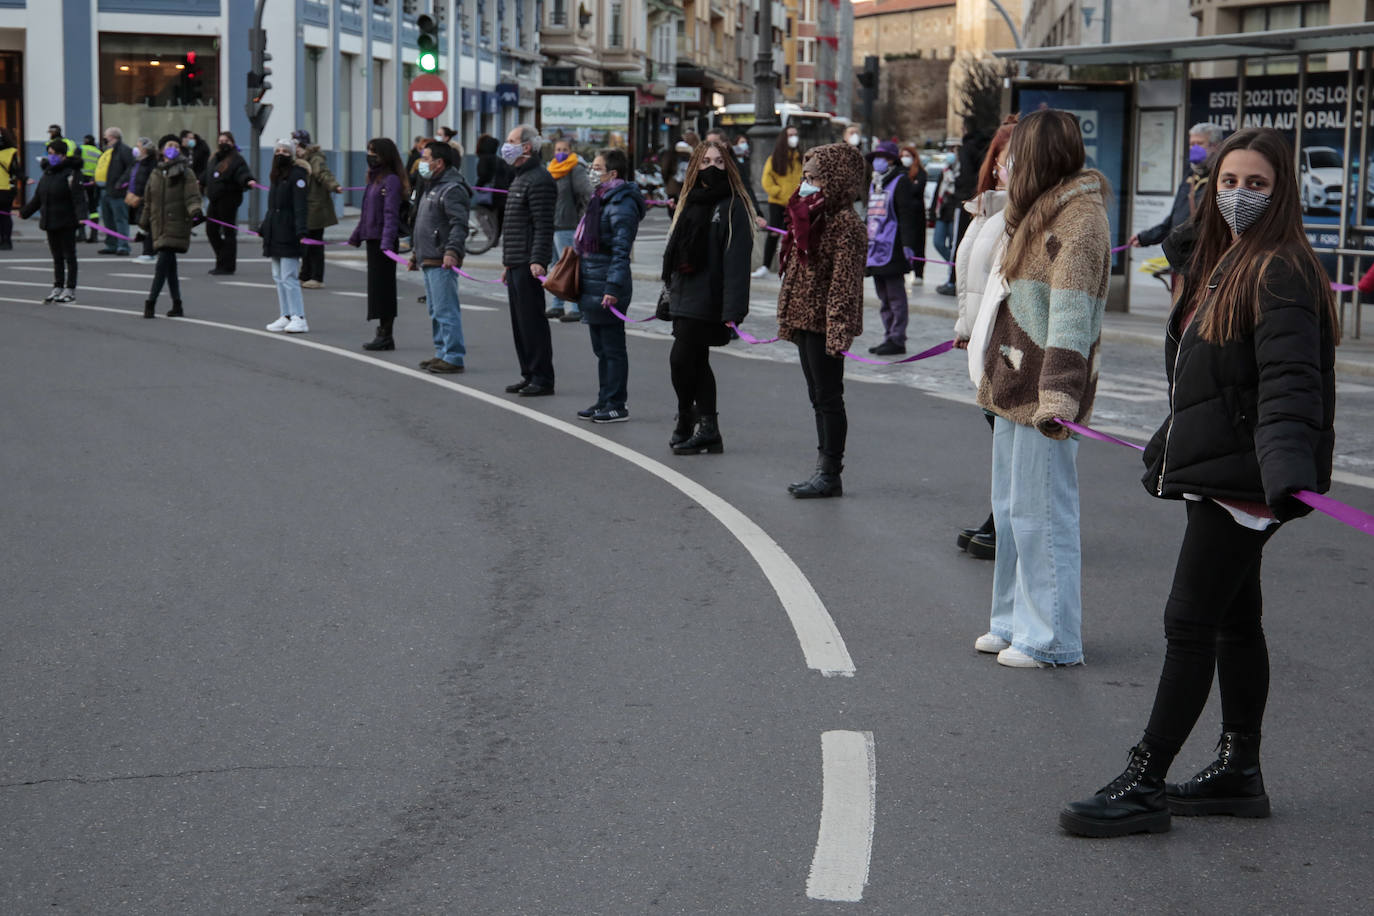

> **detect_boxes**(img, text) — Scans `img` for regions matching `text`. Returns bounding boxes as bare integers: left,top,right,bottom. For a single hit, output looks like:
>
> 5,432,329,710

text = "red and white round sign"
408,74,448,120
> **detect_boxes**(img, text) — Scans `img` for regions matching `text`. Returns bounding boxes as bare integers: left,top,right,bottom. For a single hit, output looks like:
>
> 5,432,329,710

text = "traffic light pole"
248,0,270,227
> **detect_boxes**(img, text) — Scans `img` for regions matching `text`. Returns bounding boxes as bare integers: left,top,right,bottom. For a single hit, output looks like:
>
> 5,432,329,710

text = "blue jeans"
423,265,466,366
271,257,305,318
99,191,130,253
587,320,628,410
551,229,577,313
933,219,953,263
988,416,1084,664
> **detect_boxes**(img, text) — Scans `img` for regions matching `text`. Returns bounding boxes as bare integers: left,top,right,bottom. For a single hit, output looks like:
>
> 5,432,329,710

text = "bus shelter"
995,22,1374,338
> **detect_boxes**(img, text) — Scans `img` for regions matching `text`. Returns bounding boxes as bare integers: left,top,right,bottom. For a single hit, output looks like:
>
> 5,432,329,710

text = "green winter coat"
140,158,203,252
299,146,339,230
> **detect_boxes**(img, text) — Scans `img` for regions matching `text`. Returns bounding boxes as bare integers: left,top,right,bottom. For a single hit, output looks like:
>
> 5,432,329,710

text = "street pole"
748,0,780,217
248,0,269,227
987,0,1027,78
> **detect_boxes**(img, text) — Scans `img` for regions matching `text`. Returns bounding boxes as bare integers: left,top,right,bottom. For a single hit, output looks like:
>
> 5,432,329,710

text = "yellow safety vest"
94,147,113,184
0,148,17,191
80,143,101,177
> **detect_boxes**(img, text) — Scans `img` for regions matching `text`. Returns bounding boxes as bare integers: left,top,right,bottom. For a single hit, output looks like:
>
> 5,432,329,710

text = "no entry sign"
409,74,448,120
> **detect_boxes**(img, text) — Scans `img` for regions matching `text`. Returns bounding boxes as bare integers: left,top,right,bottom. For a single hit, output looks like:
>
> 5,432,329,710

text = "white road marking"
7,266,53,272
807,730,876,903
36,301,856,677
220,281,280,290
4,280,143,295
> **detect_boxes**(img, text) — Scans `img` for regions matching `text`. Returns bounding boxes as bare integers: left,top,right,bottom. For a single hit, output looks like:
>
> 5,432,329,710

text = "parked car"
1301,146,1345,213
923,162,943,216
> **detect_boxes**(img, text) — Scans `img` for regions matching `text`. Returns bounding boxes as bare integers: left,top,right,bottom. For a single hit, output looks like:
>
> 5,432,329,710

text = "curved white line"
43,302,857,677
807,730,876,902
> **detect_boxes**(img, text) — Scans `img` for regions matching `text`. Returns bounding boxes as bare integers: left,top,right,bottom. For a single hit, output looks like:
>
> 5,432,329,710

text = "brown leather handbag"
542,245,580,301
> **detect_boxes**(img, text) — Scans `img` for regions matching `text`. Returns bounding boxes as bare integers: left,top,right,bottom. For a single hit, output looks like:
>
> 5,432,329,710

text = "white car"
1300,146,1345,213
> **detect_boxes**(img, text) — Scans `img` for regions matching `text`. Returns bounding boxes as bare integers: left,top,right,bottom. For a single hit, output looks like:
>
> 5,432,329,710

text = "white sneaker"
750,265,768,278
42,287,62,303
975,633,1011,654
55,289,75,303
996,646,1050,669
284,316,309,333
133,254,156,264
266,316,290,331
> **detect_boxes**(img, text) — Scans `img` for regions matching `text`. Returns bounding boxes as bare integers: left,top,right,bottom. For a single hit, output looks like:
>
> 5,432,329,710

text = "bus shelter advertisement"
536,90,635,163
1189,72,1374,255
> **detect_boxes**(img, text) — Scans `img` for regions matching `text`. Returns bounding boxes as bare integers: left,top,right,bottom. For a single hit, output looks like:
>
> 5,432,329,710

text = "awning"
994,21,1374,67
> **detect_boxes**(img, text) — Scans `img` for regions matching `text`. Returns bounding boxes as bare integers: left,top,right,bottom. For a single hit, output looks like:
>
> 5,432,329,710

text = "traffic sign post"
409,74,449,138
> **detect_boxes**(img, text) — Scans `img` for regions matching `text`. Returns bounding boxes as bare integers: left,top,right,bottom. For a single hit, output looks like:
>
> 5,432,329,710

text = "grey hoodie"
412,165,471,262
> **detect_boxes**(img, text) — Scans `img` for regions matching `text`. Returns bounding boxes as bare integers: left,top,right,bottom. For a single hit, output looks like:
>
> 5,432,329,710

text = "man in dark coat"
97,126,136,255
500,125,558,397
204,131,256,274
1131,122,1226,250
409,141,472,374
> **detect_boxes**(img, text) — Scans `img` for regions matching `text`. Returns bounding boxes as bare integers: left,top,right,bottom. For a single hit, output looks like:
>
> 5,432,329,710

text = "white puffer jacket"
953,189,1008,341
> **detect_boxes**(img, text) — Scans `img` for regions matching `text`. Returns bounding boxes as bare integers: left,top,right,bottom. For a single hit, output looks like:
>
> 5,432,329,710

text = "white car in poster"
1300,146,1346,213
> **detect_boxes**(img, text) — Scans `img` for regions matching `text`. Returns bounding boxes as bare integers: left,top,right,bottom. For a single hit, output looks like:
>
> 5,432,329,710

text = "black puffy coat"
501,158,556,268
204,149,254,209
666,195,753,325
576,180,645,324
1141,256,1336,520
19,156,85,231
259,163,309,259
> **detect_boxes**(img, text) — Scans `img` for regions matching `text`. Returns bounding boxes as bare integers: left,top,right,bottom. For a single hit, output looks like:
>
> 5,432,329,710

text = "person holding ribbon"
127,138,157,263
863,139,922,356
292,129,342,289
499,125,558,397
760,126,803,274
1130,122,1225,251
572,147,645,423
776,142,867,498
546,136,591,322
349,137,409,352
662,140,756,454
969,109,1110,670
260,138,309,333
204,132,254,276
1061,128,1338,838
139,135,203,318
899,145,928,287
409,140,472,373
19,138,85,303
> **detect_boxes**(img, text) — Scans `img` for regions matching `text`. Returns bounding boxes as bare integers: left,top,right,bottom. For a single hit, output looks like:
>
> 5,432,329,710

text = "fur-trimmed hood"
804,142,865,211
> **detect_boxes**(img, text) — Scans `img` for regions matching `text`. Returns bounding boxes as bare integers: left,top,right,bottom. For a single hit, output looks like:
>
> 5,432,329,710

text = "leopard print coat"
776,143,868,357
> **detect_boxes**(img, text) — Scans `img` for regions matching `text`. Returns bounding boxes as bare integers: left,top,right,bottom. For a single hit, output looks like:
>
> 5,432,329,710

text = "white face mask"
900,155,914,168
787,135,799,149
847,134,860,147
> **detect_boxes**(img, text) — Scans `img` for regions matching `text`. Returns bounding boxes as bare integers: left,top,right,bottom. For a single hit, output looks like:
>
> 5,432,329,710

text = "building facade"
852,0,956,142
1024,0,1195,54
947,0,1024,136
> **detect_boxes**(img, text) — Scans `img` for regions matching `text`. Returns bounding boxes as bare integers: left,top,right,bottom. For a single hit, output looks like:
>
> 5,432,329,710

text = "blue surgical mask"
872,157,890,173
46,152,63,166
164,146,180,160
500,142,523,164
417,161,432,179
798,181,820,198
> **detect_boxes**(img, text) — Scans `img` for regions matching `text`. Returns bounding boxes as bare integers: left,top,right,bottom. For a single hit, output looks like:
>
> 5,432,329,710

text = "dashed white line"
807,730,876,903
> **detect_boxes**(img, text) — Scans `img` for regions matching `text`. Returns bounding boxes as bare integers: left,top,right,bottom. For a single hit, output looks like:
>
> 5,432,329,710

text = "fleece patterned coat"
776,143,868,357
976,170,1111,436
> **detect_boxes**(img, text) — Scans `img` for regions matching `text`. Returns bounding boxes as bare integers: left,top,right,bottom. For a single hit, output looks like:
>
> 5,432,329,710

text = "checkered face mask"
1216,187,1271,236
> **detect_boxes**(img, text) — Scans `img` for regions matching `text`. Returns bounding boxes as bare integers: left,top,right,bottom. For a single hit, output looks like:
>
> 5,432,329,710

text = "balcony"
542,4,595,58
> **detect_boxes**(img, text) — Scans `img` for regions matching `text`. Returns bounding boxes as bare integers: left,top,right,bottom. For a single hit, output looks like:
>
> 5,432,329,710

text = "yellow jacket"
761,151,802,206
0,147,18,191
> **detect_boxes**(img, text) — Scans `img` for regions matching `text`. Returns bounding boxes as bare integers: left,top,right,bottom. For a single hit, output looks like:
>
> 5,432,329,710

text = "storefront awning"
994,21,1374,67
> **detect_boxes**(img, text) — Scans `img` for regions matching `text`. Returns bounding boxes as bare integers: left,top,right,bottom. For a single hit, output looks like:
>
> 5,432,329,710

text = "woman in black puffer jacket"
19,140,86,302
1062,128,1338,839
260,138,310,333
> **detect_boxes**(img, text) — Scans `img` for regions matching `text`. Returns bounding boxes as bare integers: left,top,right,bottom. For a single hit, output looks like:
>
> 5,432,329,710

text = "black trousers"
1143,499,1278,759
205,198,240,272
669,317,721,417
148,249,181,303
84,185,99,238
300,228,326,282
506,264,554,386
762,202,786,270
365,239,397,324
0,189,15,244
46,228,77,288
795,329,847,460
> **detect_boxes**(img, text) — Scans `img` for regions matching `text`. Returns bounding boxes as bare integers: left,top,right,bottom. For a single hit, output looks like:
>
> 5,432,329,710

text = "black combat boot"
1167,732,1269,818
1060,743,1172,838
363,323,395,351
166,300,184,317
788,452,824,494
143,299,156,319
792,455,843,499
673,413,723,455
669,408,697,449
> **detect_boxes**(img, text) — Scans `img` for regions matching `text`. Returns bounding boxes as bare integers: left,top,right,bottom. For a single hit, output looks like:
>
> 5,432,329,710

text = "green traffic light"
418,51,437,72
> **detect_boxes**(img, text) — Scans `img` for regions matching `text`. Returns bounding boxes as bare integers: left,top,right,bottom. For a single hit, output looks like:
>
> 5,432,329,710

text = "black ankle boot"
958,513,995,550
166,300,183,317
143,299,156,319
792,456,843,499
362,325,395,351
1167,732,1269,818
673,413,723,455
669,409,697,449
788,453,824,493
1060,743,1172,837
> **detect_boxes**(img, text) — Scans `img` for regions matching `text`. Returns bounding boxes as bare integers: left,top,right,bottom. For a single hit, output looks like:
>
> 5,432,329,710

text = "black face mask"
219,142,233,154
366,153,380,169
696,165,725,188
274,154,292,168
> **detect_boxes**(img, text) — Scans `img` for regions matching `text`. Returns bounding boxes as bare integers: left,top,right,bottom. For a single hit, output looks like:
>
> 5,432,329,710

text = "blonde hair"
669,140,760,247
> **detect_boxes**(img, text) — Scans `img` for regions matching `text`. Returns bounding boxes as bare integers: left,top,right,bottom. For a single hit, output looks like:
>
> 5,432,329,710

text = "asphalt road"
2,244,1373,915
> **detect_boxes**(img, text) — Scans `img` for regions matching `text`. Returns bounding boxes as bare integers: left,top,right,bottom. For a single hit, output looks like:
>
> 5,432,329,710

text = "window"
610,0,623,46
802,0,816,24
551,0,567,26
1238,1,1329,32
98,33,219,147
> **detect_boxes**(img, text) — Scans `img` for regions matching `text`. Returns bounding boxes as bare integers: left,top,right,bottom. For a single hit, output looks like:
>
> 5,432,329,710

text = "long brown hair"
975,114,1018,196
769,128,799,177
367,136,410,196
1001,110,1090,280
1188,128,1339,344
669,140,760,241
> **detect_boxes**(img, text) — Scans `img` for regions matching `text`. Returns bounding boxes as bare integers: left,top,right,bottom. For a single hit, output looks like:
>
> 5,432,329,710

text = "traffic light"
246,27,273,133
857,56,880,94
416,15,439,73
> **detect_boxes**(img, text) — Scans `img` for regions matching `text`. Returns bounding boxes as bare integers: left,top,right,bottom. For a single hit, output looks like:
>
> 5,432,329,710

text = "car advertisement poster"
1188,71,1374,254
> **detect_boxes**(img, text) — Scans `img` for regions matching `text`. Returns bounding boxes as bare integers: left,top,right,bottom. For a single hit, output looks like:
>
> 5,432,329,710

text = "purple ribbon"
840,338,956,365
250,181,269,191
1059,418,1374,539
205,216,260,237
1332,283,1359,292
725,321,780,344
80,219,137,243
607,302,659,323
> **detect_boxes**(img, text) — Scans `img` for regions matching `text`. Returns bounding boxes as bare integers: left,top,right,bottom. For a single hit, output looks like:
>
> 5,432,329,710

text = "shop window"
99,34,218,146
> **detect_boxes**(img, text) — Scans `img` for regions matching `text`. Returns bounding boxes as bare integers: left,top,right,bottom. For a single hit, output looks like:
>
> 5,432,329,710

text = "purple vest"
866,173,899,267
